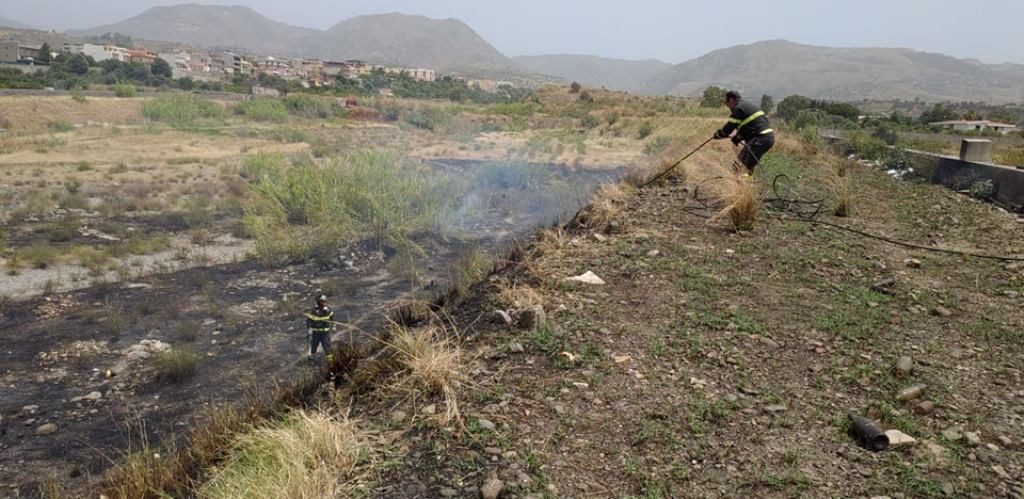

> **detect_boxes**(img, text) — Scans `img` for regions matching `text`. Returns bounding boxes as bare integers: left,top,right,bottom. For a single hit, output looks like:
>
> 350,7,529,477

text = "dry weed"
495,281,544,309
574,182,631,230
386,326,465,425
825,156,855,217
683,143,762,231
199,410,377,499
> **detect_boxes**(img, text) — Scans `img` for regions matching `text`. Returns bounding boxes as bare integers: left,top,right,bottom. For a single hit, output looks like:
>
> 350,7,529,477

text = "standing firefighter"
305,294,334,361
713,90,774,173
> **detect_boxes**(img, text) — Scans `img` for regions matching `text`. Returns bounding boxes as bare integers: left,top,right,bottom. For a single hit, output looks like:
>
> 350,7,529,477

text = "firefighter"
305,294,334,361
713,90,775,173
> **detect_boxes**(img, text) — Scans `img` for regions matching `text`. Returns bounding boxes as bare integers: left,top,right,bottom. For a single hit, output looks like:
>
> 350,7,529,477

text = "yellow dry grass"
387,326,466,425
575,181,631,230
495,281,544,310
198,410,377,499
0,96,144,131
681,142,762,231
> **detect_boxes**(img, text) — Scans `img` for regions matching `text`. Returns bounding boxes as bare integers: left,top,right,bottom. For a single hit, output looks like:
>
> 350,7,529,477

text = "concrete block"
960,139,993,163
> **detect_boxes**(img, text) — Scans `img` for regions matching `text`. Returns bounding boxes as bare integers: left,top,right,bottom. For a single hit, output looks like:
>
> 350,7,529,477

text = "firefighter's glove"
713,130,727,140
731,135,743,146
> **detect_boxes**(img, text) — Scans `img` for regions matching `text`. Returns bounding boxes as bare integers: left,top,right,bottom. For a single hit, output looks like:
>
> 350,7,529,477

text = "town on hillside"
0,39,514,96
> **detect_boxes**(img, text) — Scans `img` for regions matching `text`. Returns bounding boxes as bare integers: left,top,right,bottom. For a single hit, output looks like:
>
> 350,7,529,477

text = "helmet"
315,294,327,305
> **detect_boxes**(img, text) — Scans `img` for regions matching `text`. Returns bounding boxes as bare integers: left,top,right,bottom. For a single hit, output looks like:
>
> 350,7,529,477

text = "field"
3,87,1023,498
0,87,687,494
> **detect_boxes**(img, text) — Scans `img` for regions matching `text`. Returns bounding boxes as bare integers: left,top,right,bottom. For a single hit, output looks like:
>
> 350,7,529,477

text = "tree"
177,77,194,91
962,109,982,121
151,58,173,79
918,103,959,125
700,86,726,108
66,54,90,76
777,95,812,121
760,94,774,113
569,81,581,94
37,43,52,64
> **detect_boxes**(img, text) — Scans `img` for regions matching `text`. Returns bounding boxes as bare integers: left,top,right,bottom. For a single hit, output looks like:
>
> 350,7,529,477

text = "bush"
403,107,452,131
113,84,136,98
64,176,82,193
637,120,654,139
243,151,453,263
153,348,199,382
48,121,73,133
283,94,337,119
142,94,224,127
969,179,994,200
235,99,289,122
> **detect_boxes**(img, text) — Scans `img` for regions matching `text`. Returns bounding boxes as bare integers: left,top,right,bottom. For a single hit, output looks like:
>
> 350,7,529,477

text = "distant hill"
513,54,671,93
313,13,514,72
71,6,516,74
0,15,29,29
643,40,1024,104
69,4,320,56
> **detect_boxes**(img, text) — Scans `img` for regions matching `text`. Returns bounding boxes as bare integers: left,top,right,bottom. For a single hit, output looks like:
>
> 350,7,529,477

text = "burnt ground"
350,151,1024,498
0,161,621,496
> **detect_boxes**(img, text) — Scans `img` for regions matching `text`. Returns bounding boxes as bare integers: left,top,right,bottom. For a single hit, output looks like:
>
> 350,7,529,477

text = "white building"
930,120,1019,134
62,43,130,63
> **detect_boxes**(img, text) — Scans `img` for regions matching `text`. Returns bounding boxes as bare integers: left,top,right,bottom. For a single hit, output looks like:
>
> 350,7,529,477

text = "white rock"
566,271,606,285
481,476,504,499
35,423,58,436
885,429,917,448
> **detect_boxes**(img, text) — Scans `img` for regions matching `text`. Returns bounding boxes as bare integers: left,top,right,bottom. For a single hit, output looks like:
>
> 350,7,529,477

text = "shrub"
388,327,465,424
113,84,137,98
969,179,994,200
64,176,82,193
282,94,336,119
153,348,199,382
142,94,224,127
199,411,376,499
243,151,453,263
403,107,452,131
76,161,92,171
638,120,654,139
234,99,289,122
48,121,73,133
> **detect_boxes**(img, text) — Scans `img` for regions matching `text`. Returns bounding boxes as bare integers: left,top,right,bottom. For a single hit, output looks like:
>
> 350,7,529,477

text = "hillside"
315,13,513,72
69,4,320,55
71,6,516,74
0,15,29,29
513,54,672,93
644,40,1024,103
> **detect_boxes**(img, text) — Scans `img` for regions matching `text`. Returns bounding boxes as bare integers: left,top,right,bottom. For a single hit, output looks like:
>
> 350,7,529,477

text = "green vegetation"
154,348,200,383
142,95,225,127
234,99,289,122
242,151,452,263
113,83,137,98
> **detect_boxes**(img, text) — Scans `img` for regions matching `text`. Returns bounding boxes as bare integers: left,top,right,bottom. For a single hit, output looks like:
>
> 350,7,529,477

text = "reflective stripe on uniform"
739,110,765,128
306,313,334,321
728,118,742,124
760,128,774,135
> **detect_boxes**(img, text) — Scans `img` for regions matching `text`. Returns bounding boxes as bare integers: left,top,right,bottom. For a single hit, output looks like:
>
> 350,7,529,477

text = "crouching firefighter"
305,294,335,361
713,90,774,174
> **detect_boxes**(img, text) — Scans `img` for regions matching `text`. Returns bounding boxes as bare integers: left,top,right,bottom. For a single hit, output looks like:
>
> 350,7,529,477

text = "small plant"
113,84,137,98
64,176,82,194
153,348,199,383
71,90,87,103
48,121,74,133
388,326,465,424
638,120,654,139
76,161,92,172
969,179,994,200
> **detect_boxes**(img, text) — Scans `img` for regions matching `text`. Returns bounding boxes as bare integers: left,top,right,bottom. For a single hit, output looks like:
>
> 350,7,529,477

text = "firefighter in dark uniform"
713,90,775,173
305,294,334,361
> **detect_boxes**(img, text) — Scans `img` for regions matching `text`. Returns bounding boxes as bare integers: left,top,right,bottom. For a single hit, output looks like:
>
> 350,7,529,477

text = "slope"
69,4,320,55
0,15,29,29
644,40,1024,103
514,54,672,93
314,13,514,72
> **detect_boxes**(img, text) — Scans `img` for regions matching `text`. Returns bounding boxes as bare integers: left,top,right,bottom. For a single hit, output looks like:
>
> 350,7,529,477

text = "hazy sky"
2,0,1022,64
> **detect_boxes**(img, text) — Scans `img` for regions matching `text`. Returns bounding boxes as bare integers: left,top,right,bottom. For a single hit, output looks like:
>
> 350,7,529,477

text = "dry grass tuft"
199,410,377,499
496,280,544,310
387,326,466,425
574,182,631,230
533,227,570,256
825,157,855,217
682,143,762,231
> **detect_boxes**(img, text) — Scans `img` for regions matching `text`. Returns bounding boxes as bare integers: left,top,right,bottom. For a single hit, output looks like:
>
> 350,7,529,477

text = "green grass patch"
142,94,225,127
234,98,289,122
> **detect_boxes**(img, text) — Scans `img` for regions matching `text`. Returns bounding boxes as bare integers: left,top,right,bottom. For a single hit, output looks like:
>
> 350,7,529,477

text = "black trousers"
738,134,775,171
310,331,332,355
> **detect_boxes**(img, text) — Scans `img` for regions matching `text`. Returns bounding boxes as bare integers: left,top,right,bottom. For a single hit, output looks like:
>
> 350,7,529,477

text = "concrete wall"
905,150,1024,211
823,134,1024,212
